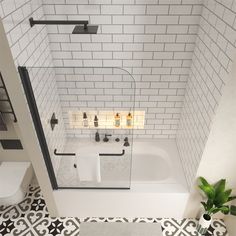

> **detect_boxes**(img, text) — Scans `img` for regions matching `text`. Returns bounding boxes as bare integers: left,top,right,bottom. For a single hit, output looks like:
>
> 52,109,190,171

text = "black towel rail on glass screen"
99,149,125,157
54,149,76,156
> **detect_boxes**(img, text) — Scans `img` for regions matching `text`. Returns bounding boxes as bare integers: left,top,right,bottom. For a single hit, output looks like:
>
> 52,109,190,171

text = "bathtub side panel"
54,190,189,218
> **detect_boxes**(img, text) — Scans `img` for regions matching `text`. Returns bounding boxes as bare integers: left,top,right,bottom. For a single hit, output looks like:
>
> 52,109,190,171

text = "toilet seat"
0,162,32,206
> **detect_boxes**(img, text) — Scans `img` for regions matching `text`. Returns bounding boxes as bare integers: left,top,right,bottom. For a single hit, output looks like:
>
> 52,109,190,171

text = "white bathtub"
131,139,188,192
55,138,190,217
59,138,188,192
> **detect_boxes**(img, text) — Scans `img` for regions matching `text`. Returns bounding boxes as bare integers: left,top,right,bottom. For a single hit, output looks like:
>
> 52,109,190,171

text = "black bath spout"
99,149,125,156
103,134,112,142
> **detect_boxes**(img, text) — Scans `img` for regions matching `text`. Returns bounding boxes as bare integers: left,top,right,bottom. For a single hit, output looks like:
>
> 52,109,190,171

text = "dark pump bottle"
94,115,98,127
83,112,88,127
95,131,100,142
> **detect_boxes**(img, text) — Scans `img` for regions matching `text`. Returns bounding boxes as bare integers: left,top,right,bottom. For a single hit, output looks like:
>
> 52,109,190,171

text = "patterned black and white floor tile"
0,185,228,236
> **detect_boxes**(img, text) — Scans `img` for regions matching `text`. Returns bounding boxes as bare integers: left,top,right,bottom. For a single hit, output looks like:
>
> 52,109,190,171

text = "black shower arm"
29,17,88,28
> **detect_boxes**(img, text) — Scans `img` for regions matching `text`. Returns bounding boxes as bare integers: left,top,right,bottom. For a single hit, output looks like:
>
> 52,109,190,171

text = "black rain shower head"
29,17,98,34
72,25,98,34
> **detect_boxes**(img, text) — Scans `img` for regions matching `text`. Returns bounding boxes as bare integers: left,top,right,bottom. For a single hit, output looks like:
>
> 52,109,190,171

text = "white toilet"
0,162,33,206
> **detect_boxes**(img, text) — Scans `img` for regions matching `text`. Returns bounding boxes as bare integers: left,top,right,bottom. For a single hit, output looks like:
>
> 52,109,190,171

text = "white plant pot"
196,214,212,235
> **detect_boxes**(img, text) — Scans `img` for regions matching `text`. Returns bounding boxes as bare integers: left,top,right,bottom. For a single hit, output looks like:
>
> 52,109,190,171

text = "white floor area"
80,222,163,236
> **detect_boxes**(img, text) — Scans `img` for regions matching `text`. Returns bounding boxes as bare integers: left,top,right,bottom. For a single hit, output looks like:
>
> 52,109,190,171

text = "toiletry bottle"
83,112,88,127
114,113,120,127
126,112,132,127
95,131,100,142
94,115,98,127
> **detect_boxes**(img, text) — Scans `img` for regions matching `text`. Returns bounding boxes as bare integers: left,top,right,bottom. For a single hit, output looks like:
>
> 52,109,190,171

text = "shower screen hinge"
50,113,58,131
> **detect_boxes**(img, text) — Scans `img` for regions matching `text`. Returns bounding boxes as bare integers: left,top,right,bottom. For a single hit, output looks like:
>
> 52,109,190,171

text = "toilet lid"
0,162,31,198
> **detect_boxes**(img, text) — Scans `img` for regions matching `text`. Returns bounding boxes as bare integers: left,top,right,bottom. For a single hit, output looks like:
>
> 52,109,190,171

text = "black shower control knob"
115,138,120,142
51,118,58,124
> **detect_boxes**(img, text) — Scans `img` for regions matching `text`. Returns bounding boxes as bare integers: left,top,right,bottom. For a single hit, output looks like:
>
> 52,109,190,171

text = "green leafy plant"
198,177,236,216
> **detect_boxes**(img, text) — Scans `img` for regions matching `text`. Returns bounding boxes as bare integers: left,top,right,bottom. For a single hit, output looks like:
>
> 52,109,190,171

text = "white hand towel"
77,153,101,182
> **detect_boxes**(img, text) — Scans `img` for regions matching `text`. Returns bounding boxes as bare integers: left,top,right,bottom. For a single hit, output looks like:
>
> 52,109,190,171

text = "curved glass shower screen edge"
18,66,136,189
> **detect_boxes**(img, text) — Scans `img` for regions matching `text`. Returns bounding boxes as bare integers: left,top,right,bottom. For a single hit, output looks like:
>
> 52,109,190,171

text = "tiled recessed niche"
69,111,145,129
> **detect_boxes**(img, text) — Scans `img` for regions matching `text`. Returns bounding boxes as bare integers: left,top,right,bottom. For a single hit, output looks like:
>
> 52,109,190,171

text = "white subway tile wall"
176,0,236,188
0,0,66,174
42,0,202,139
55,67,136,138
1,0,235,189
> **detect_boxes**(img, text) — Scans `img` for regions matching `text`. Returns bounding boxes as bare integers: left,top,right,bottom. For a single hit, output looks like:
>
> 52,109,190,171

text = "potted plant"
197,177,236,235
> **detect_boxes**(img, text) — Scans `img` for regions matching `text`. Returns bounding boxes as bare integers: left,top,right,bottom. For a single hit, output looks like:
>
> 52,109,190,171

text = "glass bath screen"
27,67,136,189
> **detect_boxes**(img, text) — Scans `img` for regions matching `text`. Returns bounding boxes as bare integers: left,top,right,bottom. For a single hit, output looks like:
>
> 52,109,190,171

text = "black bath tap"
103,134,112,142
124,137,130,147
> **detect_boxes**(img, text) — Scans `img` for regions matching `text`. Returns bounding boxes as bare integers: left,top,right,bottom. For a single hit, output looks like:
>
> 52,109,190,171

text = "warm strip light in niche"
68,111,145,129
